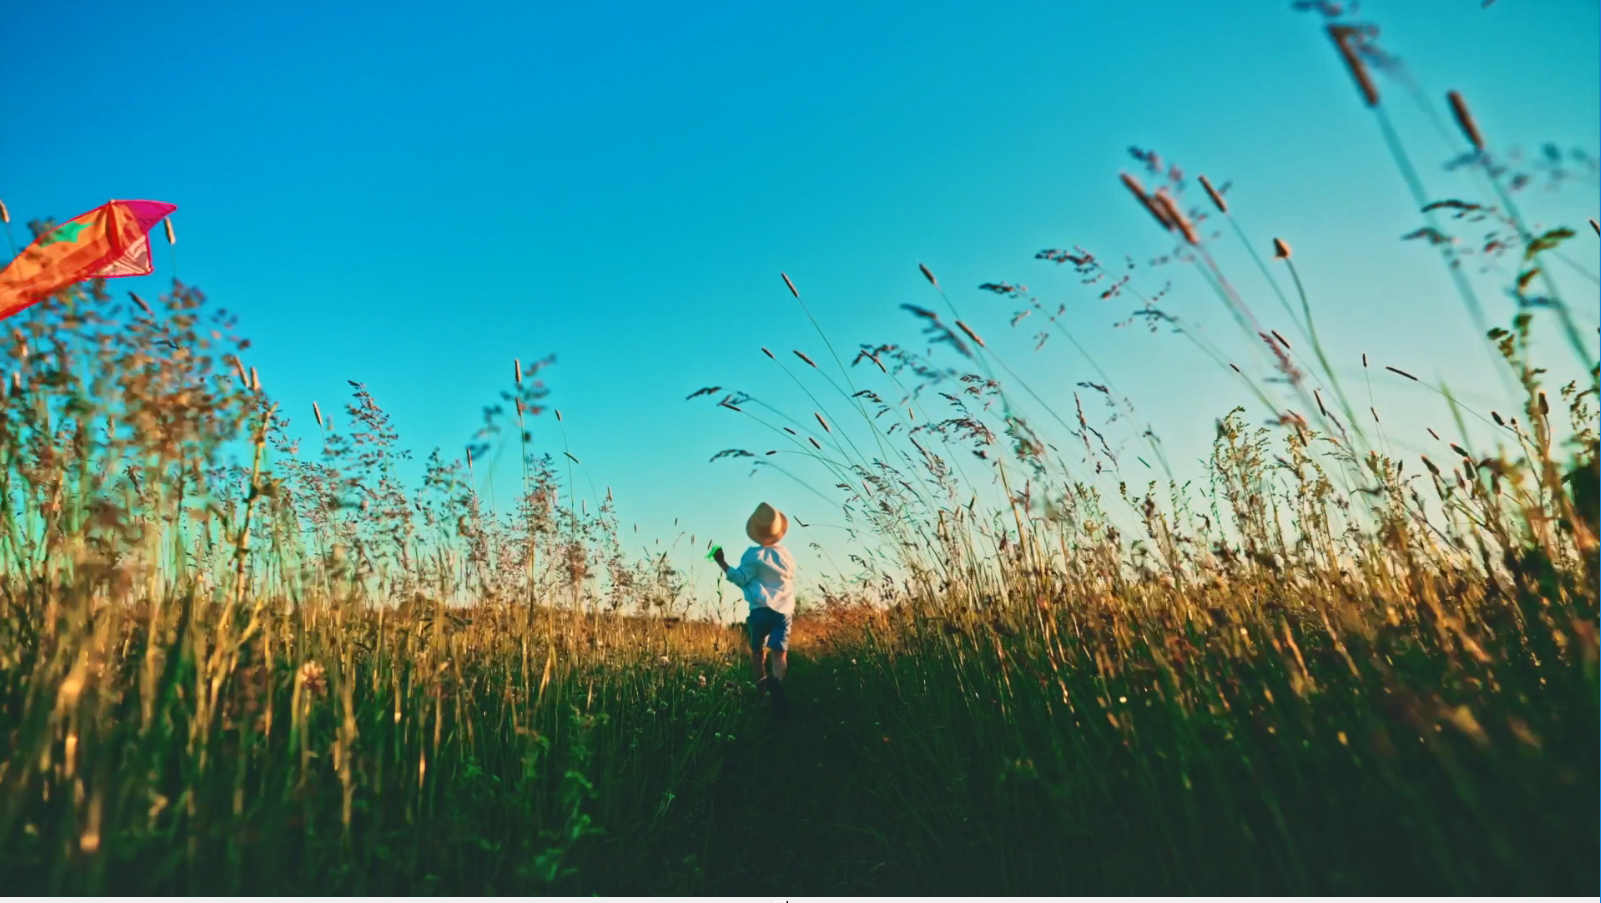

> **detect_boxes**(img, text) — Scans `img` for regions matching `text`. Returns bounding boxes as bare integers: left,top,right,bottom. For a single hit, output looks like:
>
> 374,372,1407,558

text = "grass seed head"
956,320,987,348
1121,172,1174,231
1446,90,1484,151
1154,191,1199,245
1329,25,1379,107
1198,174,1228,214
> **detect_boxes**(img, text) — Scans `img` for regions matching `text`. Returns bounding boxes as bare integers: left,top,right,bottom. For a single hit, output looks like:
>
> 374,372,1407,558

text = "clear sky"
4,0,1597,619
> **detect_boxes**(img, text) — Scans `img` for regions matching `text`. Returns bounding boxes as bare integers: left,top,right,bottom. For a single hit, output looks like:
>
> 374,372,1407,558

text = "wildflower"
297,660,328,698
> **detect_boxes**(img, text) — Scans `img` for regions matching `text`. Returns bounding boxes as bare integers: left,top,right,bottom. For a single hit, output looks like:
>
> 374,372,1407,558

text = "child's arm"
715,547,753,587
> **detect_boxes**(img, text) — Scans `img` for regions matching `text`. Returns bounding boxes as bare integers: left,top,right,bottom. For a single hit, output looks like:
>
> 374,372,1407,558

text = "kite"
0,199,177,320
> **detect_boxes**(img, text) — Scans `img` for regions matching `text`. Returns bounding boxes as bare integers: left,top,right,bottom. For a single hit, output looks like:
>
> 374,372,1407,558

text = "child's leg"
748,609,773,683
766,613,792,680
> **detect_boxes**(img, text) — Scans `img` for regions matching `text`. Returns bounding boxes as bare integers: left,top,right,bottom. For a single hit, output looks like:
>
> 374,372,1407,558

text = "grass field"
0,9,1597,896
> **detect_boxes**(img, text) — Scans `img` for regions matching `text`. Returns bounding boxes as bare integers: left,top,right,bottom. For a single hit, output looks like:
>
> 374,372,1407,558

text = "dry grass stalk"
781,272,800,298
1274,238,1293,259
0,198,9,224
919,263,938,287
163,218,176,245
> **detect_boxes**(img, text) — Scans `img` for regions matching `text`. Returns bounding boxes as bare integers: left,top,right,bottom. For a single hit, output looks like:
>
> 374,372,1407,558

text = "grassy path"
696,652,898,894
606,629,1600,897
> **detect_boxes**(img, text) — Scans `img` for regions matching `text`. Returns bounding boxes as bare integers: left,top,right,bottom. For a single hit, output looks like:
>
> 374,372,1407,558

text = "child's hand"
712,547,727,567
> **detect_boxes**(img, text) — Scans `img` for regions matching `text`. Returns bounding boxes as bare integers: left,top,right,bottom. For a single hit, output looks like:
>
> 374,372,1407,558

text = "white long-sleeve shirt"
724,544,797,615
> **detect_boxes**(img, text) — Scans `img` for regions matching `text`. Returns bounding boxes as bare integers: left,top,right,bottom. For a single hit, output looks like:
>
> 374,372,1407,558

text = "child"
714,502,796,715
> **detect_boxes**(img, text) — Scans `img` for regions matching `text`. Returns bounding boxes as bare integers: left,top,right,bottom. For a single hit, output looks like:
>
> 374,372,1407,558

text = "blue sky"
4,0,1597,618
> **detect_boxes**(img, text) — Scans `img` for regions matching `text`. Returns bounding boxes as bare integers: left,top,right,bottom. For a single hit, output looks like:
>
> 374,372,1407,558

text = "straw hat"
745,502,788,546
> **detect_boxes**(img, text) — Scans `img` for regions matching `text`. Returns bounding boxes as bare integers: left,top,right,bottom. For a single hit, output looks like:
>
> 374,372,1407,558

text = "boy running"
714,502,796,716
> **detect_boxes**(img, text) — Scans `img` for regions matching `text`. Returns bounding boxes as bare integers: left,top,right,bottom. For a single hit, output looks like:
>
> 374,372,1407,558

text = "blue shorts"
747,606,792,652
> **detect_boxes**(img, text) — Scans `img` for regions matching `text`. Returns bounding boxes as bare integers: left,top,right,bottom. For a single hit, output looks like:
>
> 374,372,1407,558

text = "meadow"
0,9,1596,896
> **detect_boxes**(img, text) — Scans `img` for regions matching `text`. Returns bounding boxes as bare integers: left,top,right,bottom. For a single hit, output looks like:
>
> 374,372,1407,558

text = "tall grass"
0,5,1596,895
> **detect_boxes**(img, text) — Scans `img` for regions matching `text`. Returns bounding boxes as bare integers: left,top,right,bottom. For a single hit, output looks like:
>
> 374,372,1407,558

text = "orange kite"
0,199,177,320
